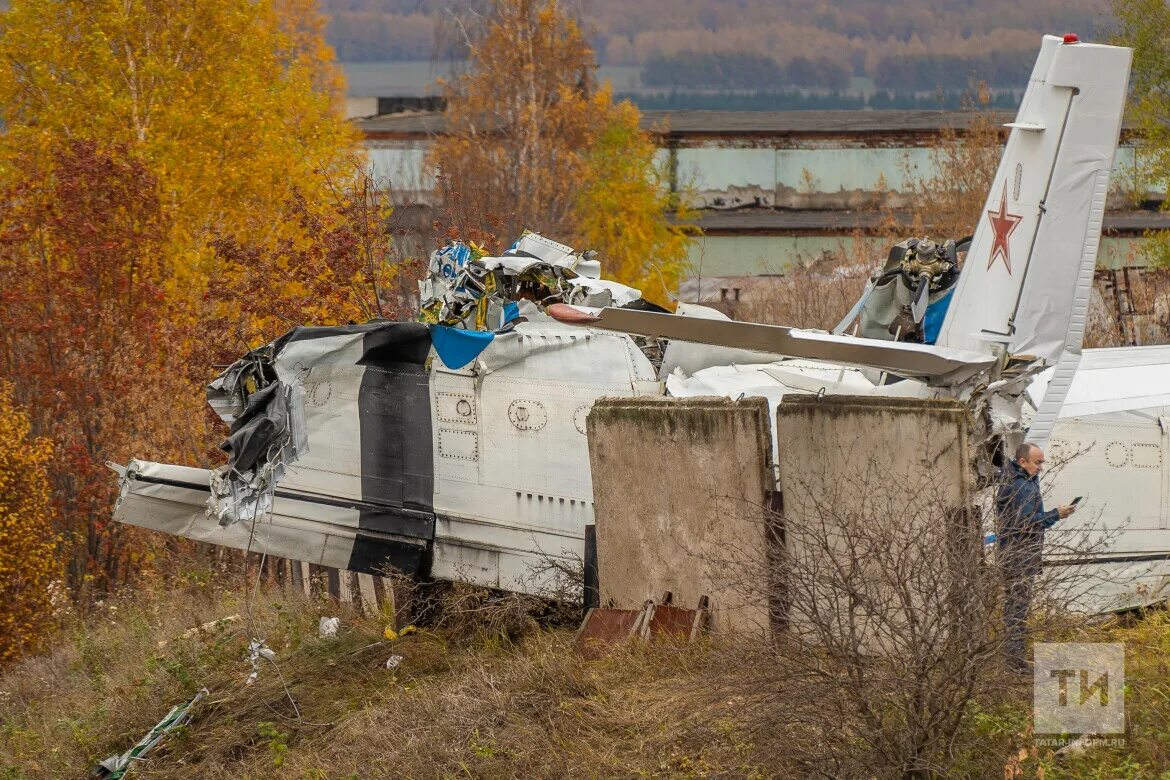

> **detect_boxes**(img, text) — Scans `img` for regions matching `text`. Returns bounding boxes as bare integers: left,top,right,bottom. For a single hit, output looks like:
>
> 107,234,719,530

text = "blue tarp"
923,289,954,345
429,325,495,370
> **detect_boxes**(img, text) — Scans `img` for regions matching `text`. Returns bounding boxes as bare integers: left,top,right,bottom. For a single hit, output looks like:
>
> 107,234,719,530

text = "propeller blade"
910,273,931,324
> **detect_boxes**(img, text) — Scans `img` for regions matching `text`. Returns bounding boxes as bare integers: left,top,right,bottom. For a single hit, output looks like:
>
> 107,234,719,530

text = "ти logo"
1049,668,1109,707
1034,643,1125,735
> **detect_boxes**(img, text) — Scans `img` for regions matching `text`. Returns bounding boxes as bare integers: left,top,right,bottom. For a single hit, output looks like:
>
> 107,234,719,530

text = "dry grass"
5,581,1170,779
0,582,761,779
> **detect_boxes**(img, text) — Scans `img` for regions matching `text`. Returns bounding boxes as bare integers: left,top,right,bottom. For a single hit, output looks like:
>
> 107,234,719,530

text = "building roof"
645,110,1016,137
358,109,1140,140
690,208,1170,236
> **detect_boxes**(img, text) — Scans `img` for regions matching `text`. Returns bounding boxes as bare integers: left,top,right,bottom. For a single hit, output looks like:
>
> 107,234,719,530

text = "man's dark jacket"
995,461,1059,577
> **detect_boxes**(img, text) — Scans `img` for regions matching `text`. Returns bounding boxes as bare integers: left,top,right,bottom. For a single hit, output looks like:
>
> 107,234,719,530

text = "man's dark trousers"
996,461,1059,672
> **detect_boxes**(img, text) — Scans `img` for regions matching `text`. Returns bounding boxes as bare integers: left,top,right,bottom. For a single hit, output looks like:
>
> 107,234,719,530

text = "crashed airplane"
114,35,1161,611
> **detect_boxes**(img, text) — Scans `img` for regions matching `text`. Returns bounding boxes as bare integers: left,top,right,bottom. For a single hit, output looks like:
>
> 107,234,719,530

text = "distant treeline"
642,52,849,90
872,50,1036,91
640,49,1035,93
327,10,434,61
623,89,1022,112
320,0,1107,94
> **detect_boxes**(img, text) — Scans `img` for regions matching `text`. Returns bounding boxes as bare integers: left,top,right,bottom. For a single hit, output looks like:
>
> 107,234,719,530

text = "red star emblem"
986,183,1023,274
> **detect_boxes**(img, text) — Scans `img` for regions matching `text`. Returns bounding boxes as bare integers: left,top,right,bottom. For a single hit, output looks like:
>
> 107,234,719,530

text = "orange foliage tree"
208,172,426,349
0,140,195,594
0,0,363,597
0,0,357,263
431,0,603,242
0,383,60,663
574,102,693,304
430,0,692,303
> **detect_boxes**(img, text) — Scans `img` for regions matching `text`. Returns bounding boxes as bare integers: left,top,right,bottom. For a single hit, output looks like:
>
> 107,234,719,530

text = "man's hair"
1015,442,1038,462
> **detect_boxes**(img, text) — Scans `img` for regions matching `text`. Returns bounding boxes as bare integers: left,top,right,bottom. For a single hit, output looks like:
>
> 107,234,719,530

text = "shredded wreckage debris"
101,228,1025,775
114,227,1038,585
108,36,1160,611
186,230,1030,535
194,231,666,529
418,231,651,329
97,34,1170,776
100,228,1047,775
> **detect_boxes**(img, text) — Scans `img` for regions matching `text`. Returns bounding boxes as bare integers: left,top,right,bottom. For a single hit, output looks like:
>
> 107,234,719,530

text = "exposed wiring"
237,426,330,727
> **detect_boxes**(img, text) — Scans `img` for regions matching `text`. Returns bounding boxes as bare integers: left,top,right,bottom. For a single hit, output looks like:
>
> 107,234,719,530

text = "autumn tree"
1113,0,1170,268
431,0,600,241
0,0,362,596
430,0,692,304
0,383,60,664
0,0,357,261
574,102,693,303
0,140,198,595
208,171,426,345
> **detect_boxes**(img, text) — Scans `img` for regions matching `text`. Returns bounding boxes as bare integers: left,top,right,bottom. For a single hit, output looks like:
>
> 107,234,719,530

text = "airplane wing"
547,304,996,386
1047,345,1170,419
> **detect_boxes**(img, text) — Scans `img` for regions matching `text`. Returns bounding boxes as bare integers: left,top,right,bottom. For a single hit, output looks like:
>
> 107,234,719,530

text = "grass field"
3,581,1169,778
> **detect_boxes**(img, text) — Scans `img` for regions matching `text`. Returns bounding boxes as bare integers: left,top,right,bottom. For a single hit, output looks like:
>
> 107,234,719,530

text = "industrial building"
356,108,1166,278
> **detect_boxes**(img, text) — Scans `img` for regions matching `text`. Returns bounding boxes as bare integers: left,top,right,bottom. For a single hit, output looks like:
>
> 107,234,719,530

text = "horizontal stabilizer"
112,460,432,576
547,305,996,385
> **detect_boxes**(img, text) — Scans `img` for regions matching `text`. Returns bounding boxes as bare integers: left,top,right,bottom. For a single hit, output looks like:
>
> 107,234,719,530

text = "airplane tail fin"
934,35,1131,443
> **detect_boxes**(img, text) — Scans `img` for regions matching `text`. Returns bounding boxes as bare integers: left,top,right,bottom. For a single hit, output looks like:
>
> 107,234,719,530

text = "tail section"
934,35,1131,443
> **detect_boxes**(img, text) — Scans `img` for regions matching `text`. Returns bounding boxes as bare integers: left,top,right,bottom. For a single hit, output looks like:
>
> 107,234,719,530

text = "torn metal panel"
94,688,207,779
113,307,659,593
206,344,306,526
418,231,644,332
205,322,434,529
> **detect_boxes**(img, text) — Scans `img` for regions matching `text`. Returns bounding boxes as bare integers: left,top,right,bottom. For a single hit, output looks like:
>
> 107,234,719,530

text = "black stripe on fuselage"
350,322,436,575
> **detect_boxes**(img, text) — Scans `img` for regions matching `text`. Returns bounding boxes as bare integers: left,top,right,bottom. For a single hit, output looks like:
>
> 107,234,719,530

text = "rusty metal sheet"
645,604,705,641
573,607,643,659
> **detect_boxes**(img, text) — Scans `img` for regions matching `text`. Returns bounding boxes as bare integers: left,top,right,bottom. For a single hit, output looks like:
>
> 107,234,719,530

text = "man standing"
996,442,1077,672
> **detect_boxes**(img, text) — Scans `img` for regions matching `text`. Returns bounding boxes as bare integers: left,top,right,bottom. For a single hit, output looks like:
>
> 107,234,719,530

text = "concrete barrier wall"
775,395,971,502
587,393,974,640
587,396,775,634
774,395,974,648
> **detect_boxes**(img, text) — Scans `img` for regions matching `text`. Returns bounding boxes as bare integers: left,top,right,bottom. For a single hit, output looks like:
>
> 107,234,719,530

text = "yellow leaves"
0,382,60,665
430,0,694,299
0,0,357,255
430,0,602,243
573,99,695,306
0,1,362,596
384,624,418,641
